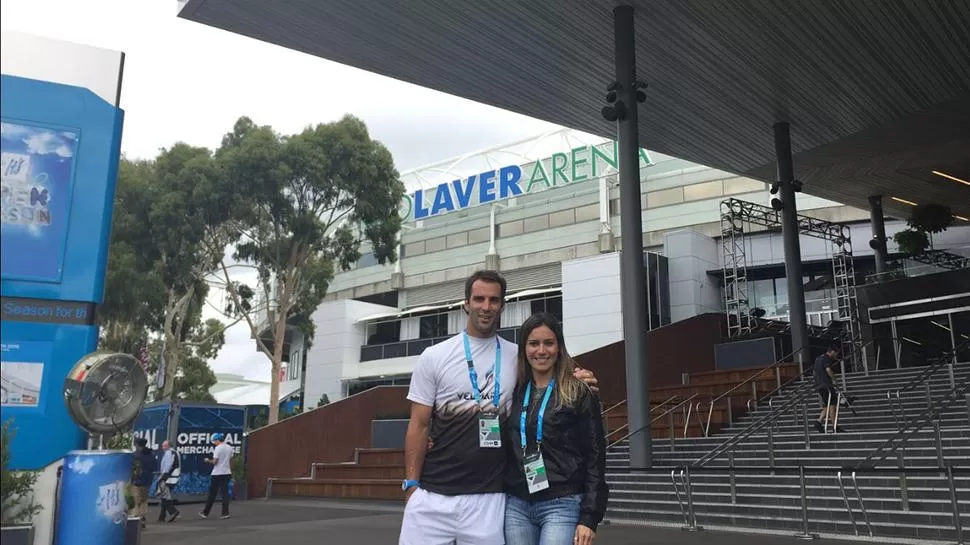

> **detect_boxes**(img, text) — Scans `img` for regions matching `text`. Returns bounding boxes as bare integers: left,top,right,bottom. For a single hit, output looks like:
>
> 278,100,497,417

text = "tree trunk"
161,287,195,400
267,275,292,425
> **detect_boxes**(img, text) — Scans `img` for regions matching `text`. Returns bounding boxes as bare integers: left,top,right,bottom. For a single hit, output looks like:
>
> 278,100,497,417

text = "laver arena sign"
400,141,654,221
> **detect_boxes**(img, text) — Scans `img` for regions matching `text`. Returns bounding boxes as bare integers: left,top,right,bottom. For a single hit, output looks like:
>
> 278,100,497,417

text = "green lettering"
591,141,618,177
571,146,589,183
551,153,569,186
527,161,551,192
639,147,654,167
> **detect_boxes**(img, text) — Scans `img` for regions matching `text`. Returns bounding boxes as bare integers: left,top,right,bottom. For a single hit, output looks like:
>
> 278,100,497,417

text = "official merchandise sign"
399,142,654,221
174,429,243,495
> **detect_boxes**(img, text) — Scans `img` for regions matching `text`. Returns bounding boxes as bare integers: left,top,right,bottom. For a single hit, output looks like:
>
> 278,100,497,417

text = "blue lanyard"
462,332,502,411
521,379,555,450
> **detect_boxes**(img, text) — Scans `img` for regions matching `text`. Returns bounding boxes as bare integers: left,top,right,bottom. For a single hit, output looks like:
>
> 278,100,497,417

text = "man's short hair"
464,270,507,302
827,342,841,353
134,437,148,447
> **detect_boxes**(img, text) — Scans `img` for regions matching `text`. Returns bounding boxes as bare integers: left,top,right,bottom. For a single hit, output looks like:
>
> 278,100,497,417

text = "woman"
503,312,608,545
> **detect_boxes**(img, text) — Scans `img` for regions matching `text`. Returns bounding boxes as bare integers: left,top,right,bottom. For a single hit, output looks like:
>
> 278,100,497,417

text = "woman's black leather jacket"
503,380,609,530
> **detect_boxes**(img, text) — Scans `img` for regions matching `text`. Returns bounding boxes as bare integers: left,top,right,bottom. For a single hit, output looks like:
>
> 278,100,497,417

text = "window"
357,252,379,268
530,295,563,322
419,314,448,339
367,320,401,345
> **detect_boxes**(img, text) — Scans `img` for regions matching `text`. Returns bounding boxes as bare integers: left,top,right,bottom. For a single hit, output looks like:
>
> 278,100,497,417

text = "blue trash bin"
55,450,133,545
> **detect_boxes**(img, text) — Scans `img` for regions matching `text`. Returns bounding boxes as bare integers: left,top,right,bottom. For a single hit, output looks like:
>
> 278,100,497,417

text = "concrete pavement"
139,498,874,545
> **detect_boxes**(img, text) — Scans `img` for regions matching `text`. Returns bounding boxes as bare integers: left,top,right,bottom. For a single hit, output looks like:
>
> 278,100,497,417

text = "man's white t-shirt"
407,331,519,496
211,442,233,476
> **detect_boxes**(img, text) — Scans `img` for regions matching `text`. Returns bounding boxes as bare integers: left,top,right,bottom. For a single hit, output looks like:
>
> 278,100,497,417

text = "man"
814,343,844,433
156,440,181,522
399,270,597,545
131,438,157,528
199,432,233,520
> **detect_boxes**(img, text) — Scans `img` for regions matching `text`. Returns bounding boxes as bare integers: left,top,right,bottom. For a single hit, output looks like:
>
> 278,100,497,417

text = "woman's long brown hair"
516,312,583,407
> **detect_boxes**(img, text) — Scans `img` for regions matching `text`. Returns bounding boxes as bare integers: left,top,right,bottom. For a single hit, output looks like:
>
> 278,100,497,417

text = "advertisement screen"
1,120,79,283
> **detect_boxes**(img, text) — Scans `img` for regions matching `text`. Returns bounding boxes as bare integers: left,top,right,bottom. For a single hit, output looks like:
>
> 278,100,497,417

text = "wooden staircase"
264,363,799,501
271,448,406,500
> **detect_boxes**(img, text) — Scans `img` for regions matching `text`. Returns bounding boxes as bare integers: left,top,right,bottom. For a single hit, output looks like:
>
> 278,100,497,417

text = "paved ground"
138,498,882,545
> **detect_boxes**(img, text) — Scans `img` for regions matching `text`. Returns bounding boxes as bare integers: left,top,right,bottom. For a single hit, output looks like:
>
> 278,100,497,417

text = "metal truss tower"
720,201,752,338
720,198,864,371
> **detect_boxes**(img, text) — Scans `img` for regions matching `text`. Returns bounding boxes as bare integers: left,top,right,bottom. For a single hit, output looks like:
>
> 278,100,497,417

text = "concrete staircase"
604,363,970,542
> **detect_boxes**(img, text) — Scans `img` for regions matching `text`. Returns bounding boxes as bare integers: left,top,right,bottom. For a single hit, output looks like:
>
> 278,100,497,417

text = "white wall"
303,299,397,404
562,253,624,356
664,229,722,322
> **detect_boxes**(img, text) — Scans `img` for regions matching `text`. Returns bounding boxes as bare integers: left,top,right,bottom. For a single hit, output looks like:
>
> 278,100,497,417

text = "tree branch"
218,258,274,357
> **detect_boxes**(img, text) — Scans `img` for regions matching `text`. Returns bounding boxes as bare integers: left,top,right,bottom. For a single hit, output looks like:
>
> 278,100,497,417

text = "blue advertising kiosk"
1,31,125,545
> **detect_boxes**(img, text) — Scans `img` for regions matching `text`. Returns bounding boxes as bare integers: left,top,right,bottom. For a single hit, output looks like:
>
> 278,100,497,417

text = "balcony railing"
359,326,529,362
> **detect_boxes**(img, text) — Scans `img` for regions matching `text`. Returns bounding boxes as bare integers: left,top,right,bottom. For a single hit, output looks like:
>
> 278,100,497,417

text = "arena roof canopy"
178,1,970,219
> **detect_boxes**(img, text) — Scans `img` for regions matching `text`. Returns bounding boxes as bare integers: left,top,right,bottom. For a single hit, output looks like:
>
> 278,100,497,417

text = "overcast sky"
1,0,566,382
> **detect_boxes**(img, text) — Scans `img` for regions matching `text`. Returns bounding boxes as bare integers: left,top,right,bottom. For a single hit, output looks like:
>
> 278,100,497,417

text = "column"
868,195,888,275
614,4,652,469
775,122,810,375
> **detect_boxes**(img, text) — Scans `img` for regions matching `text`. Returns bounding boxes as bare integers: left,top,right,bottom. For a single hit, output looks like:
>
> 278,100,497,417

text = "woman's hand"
574,524,595,545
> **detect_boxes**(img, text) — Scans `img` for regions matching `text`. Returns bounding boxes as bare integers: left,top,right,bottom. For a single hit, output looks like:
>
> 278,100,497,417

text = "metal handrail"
692,338,879,467
693,346,804,436
886,340,969,430
604,395,680,443
606,393,699,450
658,464,968,539
857,376,970,470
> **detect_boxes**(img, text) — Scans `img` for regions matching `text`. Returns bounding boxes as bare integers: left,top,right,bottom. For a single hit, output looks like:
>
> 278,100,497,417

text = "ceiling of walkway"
180,0,970,220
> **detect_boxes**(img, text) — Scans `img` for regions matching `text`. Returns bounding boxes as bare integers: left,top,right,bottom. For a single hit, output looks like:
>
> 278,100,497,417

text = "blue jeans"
504,494,581,545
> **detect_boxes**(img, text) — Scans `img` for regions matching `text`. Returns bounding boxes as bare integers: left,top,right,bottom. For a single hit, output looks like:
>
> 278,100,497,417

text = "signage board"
0,32,125,471
400,141,654,221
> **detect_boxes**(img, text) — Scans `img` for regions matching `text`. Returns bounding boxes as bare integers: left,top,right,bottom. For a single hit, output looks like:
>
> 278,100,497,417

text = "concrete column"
775,122,810,375
613,4,652,469
868,195,888,274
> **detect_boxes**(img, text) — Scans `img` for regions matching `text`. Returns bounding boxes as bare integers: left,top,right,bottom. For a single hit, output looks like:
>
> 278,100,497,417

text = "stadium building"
248,129,969,408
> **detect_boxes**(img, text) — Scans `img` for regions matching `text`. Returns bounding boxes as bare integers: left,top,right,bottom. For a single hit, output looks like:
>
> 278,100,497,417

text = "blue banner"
1,121,79,283
0,72,123,470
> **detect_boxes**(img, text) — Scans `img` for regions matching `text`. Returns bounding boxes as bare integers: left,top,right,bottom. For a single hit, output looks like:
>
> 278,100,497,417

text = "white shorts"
399,488,506,545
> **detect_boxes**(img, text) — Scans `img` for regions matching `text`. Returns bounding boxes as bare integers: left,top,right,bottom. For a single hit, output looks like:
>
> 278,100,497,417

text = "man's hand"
404,486,417,505
574,367,599,394
574,524,595,545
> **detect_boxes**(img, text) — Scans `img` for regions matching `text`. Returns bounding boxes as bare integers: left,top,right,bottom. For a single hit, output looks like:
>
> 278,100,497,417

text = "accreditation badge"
479,412,502,448
523,451,550,493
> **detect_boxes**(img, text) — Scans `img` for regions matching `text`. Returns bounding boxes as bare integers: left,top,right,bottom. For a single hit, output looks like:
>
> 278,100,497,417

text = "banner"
1,121,79,283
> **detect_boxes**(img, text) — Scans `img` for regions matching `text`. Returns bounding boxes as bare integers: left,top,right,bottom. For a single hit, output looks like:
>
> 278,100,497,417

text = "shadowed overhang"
178,0,970,219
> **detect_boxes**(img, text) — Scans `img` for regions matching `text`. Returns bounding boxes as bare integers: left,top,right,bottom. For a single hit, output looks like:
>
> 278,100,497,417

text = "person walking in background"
814,343,845,433
199,432,233,520
156,440,181,522
131,437,157,529
503,313,608,545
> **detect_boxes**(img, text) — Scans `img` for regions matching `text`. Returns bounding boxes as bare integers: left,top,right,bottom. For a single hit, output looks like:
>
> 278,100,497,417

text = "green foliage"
216,115,404,424
907,204,953,234
98,158,167,354
893,229,930,255
1,421,43,526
